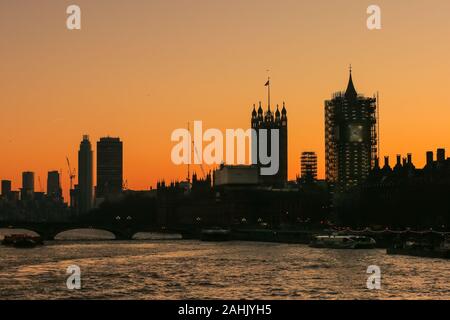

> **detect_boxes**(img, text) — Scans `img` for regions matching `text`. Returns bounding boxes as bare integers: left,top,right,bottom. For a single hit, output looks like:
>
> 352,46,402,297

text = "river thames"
0,232,449,300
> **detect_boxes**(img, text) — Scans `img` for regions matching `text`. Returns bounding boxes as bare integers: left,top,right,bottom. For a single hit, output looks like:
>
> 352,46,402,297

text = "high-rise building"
78,135,93,214
325,69,378,191
96,137,123,198
251,102,288,188
437,148,446,162
21,171,35,201
300,152,318,182
47,171,62,201
1,180,12,197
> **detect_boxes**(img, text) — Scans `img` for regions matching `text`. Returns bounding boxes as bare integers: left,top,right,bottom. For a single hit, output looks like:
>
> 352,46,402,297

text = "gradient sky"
1,0,450,200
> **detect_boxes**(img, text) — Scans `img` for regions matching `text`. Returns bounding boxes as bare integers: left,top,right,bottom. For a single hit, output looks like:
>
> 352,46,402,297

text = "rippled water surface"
1,235,449,299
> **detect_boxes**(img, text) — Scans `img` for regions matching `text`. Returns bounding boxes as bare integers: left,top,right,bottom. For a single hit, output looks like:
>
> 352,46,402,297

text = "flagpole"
268,77,271,108
187,121,190,183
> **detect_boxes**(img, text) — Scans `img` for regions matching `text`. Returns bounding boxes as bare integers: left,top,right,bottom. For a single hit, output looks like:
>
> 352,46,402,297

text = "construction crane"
66,157,76,191
188,121,206,179
194,144,206,178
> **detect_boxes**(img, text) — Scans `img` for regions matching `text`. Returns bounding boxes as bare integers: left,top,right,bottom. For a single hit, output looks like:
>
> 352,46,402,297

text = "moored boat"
387,239,450,259
309,234,376,249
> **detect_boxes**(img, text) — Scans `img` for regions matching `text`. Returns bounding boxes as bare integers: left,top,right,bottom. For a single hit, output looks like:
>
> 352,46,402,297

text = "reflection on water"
0,229,449,300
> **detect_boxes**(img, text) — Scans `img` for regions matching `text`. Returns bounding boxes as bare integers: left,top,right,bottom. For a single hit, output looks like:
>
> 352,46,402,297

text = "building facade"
338,148,450,227
21,171,35,201
1,180,11,197
78,135,93,214
251,102,288,187
96,137,123,198
214,164,259,187
47,171,62,201
300,152,318,183
325,70,377,191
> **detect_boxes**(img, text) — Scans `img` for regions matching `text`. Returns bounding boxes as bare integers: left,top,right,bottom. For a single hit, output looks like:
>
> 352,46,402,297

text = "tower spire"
345,65,357,99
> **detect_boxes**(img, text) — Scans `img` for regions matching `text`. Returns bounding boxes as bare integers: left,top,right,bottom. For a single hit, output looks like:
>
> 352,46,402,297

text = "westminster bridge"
0,220,193,241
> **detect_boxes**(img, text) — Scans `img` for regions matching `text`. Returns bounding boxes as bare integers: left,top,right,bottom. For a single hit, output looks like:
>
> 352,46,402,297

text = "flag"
264,80,270,86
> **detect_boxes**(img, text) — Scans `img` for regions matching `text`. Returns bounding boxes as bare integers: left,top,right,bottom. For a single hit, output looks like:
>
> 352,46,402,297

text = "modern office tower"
1,180,12,197
251,102,288,187
78,135,93,214
21,171,35,201
47,171,62,201
325,69,378,191
301,152,318,182
96,137,123,198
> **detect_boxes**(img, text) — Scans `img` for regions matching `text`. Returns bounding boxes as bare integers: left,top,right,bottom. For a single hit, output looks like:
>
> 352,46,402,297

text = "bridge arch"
54,228,117,241
0,227,42,238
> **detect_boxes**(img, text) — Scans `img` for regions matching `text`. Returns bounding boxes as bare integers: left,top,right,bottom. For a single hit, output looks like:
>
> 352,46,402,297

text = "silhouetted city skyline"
0,71,449,209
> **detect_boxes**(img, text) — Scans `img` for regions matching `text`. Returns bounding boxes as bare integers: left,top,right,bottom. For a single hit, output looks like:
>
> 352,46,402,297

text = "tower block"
251,101,288,188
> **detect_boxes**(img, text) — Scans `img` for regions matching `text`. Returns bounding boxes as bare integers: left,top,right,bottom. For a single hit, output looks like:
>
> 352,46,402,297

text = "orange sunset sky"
1,0,450,201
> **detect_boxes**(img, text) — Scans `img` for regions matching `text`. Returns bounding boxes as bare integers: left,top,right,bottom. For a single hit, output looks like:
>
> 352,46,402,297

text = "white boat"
309,235,376,249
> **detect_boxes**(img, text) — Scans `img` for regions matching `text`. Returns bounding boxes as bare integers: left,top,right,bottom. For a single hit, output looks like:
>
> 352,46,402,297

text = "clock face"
348,124,364,142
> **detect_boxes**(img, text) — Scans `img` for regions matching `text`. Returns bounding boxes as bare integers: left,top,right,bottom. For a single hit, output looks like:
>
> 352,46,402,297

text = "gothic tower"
251,101,288,188
324,69,377,191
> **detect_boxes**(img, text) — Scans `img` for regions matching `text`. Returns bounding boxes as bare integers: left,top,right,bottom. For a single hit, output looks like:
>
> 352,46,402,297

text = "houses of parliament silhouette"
250,69,378,192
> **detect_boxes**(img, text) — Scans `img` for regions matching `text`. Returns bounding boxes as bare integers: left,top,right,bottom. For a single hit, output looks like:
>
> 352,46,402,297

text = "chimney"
437,148,446,162
384,156,390,168
394,155,402,171
426,151,434,166
407,153,412,164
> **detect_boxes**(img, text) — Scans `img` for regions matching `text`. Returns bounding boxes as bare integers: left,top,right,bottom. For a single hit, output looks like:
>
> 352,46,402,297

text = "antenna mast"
194,144,206,178
377,91,380,158
187,122,190,183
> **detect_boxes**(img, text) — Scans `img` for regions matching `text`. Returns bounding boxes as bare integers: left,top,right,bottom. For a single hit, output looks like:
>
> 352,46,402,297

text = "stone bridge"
0,221,187,241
